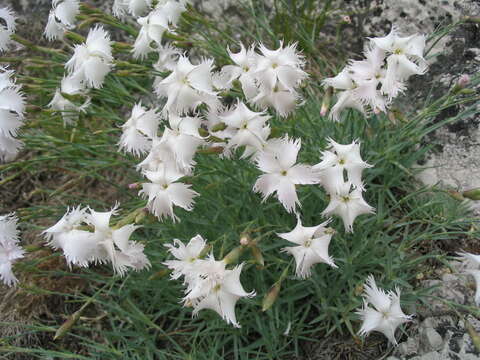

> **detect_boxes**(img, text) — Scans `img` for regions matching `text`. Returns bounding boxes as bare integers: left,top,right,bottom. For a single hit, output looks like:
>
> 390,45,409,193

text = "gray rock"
420,326,444,352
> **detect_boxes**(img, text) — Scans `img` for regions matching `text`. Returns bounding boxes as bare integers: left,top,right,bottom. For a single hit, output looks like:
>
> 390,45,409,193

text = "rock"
398,336,419,357
420,326,444,352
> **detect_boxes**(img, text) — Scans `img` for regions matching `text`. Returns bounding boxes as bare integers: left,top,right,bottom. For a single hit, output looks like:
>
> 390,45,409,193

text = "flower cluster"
356,275,412,345
50,26,112,123
44,205,150,275
45,0,80,41
0,67,26,162
325,26,427,121
117,39,314,223
0,213,25,287
314,139,374,232
217,42,308,116
164,235,255,327
0,7,16,52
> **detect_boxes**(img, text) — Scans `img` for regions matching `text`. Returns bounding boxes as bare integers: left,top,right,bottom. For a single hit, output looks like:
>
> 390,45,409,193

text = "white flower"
313,138,372,193
356,275,412,345
0,7,16,52
44,206,99,267
45,206,150,274
253,136,319,213
323,70,366,122
191,262,255,328
155,55,218,114
220,101,270,158
173,252,255,328
371,26,427,98
133,1,186,58
118,103,160,156
65,26,113,89
113,0,152,18
44,0,80,41
0,213,24,287
321,182,374,232
251,82,300,117
255,42,307,92
347,45,389,113
139,162,199,222
87,206,150,275
279,218,336,278
163,234,206,280
43,206,88,249
217,43,259,99
157,114,204,171
0,67,25,162
154,44,181,72
49,75,90,125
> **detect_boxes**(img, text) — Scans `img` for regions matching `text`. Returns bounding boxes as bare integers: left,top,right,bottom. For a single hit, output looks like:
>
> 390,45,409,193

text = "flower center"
162,184,169,189
213,284,222,292
341,195,351,203
272,63,278,69
338,158,346,165
304,238,313,247
281,170,288,176
394,48,403,55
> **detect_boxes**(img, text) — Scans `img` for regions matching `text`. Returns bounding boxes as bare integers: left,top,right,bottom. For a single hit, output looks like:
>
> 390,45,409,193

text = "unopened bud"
148,268,170,281
463,188,480,201
197,146,224,154
223,245,245,265
134,208,148,224
211,122,227,132
198,243,212,258
250,244,264,267
198,127,209,137
128,183,140,190
458,74,471,89
262,282,281,311
448,190,464,201
240,233,251,246
320,87,333,117
54,310,82,340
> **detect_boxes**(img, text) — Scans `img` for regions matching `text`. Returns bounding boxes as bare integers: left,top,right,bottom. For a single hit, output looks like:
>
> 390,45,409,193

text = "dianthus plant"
0,1,435,344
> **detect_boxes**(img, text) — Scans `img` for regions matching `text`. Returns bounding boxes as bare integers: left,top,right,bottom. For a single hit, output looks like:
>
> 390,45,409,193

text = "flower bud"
223,245,246,265
262,282,281,311
458,74,471,89
463,188,480,201
54,310,82,340
148,268,170,281
250,244,264,267
239,233,251,246
320,87,332,117
211,122,227,132
128,183,140,189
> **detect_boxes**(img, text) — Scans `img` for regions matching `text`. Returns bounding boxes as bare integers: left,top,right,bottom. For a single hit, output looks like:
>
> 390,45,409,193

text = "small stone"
397,336,419,356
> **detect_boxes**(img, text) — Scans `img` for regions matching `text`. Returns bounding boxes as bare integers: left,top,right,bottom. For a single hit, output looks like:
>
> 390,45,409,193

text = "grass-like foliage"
0,0,479,359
